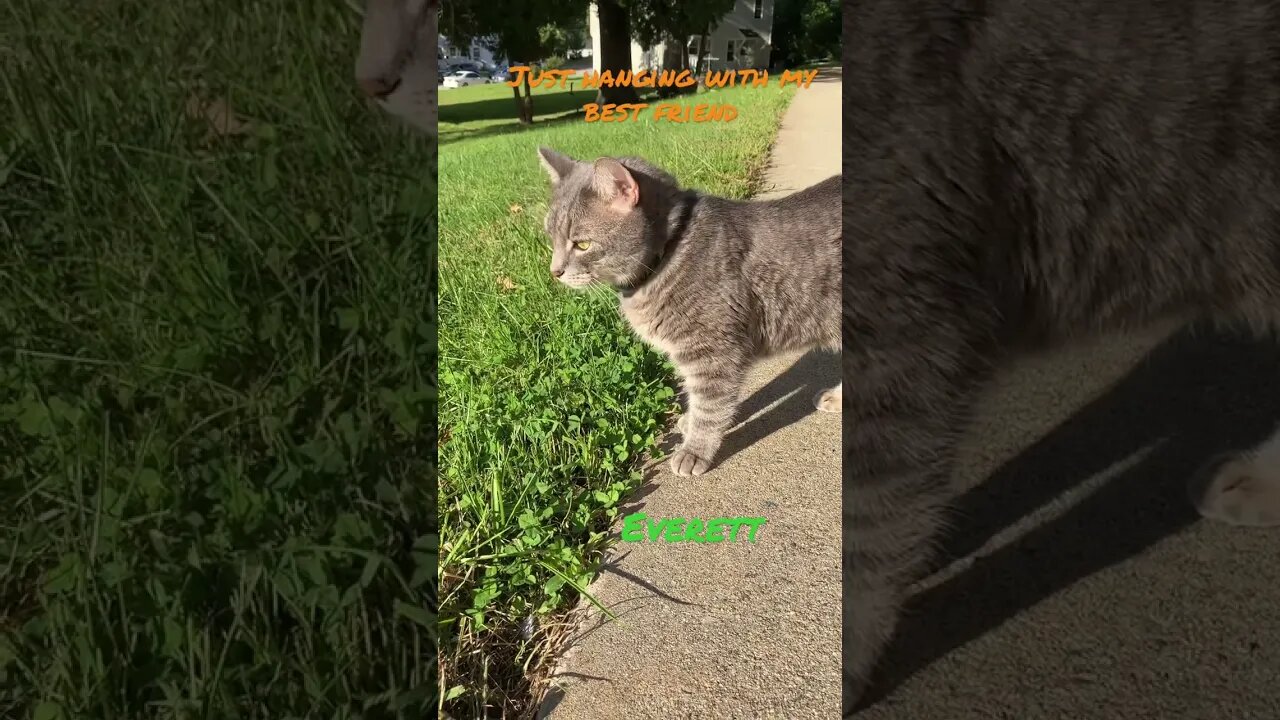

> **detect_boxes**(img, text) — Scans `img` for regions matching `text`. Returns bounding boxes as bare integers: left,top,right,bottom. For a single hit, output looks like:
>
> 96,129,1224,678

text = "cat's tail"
1188,424,1280,527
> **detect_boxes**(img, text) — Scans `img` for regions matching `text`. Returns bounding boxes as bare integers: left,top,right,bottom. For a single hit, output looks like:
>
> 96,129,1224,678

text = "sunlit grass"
1,1,436,717
437,80,795,716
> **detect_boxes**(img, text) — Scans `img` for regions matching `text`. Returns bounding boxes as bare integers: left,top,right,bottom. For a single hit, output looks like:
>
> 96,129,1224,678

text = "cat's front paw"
1190,449,1280,527
814,385,841,413
669,446,713,476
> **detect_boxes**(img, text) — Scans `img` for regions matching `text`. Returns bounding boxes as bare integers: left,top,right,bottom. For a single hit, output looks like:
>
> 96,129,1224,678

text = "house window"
727,40,735,63
754,0,764,19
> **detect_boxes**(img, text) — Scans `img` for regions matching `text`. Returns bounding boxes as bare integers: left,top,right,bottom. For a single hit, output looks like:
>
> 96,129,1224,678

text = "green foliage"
539,15,590,59
627,0,736,49
442,0,589,64
0,0,436,717
436,79,795,716
773,0,842,66
442,0,593,122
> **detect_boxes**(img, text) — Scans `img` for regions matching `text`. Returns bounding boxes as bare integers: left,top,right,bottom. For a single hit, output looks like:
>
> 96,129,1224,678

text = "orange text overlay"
584,102,738,123
505,66,820,90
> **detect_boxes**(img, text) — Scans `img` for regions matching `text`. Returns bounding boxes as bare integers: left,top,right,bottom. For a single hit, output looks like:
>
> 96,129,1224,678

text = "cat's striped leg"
669,354,749,476
842,316,988,711
844,404,966,712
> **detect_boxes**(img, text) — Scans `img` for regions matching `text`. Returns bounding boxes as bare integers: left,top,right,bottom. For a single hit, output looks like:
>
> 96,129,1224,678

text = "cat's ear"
592,158,640,213
537,147,576,185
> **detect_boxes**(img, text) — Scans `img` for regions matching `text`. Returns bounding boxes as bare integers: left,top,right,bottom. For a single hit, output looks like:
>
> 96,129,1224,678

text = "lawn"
438,80,796,715
439,81,588,141
1,1,436,718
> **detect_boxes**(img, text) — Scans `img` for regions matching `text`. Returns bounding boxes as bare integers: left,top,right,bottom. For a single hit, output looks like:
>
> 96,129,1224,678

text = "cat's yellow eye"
573,241,592,251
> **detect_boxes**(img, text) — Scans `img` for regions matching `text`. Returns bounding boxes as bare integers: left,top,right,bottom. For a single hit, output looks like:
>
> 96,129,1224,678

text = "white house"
588,0,774,74
438,34,505,70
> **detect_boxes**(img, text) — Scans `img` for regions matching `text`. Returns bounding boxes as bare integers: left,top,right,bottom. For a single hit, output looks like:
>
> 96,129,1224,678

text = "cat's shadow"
719,349,841,465
854,326,1280,712
619,351,838,516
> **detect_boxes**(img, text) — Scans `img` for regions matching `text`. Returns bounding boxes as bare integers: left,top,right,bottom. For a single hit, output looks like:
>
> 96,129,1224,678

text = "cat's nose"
358,76,399,99
551,268,565,278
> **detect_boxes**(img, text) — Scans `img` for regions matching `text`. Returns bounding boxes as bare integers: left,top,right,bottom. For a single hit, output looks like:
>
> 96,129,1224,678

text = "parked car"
442,70,491,88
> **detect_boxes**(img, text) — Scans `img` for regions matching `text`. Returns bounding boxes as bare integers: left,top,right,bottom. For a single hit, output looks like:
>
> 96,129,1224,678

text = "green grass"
439,82,588,141
1,1,436,718
438,81,795,716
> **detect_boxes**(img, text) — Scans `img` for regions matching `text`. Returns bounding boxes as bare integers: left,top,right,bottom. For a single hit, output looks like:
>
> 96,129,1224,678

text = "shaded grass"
1,1,436,718
438,82,796,716
439,82,588,138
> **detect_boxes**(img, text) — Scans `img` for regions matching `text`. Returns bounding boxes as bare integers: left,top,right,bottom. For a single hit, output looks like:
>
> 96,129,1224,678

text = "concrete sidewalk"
539,69,843,720
854,321,1280,719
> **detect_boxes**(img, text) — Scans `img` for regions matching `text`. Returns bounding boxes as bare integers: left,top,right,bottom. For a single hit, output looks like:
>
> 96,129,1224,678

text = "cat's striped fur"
537,148,841,476
844,0,1280,712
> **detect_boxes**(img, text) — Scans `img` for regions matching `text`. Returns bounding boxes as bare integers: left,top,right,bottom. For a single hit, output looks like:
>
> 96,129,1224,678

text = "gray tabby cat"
537,147,841,476
845,0,1280,713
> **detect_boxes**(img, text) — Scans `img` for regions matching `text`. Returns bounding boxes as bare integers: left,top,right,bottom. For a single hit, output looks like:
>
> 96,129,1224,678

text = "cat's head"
536,147,665,290
355,0,438,135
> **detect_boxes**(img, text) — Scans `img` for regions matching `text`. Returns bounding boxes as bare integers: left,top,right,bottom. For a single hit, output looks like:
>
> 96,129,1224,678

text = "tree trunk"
694,26,710,78
661,30,696,98
594,0,639,104
521,73,534,123
509,72,535,124
671,32,687,72
510,84,527,124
